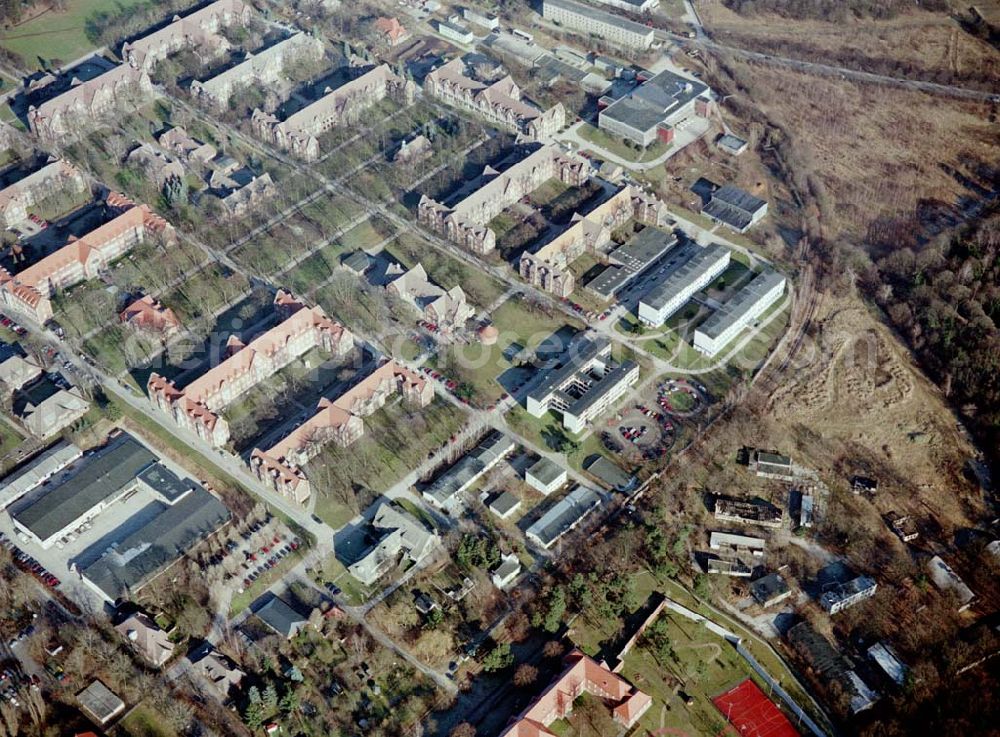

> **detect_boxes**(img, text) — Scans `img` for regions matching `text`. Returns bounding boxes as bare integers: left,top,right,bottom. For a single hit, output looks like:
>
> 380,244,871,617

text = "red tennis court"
712,679,800,737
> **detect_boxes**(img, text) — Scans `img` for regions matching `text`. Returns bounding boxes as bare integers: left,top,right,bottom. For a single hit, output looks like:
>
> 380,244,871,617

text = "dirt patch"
760,293,982,527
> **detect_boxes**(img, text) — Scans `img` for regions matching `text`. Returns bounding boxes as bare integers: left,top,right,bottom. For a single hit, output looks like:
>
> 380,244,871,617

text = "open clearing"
0,0,146,68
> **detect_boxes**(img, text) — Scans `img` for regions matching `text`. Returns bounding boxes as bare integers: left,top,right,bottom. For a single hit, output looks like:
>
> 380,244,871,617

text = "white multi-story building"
638,243,730,327
541,0,655,50
820,576,878,615
526,337,638,433
693,269,786,356
591,0,658,11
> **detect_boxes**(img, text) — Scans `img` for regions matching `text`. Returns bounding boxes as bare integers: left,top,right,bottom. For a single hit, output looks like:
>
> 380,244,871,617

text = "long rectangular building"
693,269,786,356
638,243,729,326
584,225,677,300
541,0,655,50
0,441,82,510
0,192,175,323
148,291,353,450
422,432,516,512
251,360,432,504
9,434,156,548
423,57,565,141
526,486,602,549
252,64,415,161
418,143,588,256
191,32,324,107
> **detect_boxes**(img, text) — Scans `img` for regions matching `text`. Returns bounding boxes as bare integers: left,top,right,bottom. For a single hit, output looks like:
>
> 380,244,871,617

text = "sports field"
713,679,801,737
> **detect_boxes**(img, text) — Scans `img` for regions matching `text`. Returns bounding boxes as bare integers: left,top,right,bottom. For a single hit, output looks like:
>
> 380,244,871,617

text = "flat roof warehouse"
600,70,709,136
10,434,156,547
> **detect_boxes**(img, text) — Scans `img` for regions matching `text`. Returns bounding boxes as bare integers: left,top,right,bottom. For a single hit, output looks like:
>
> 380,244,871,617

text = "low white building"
525,457,567,496
638,244,730,327
709,531,765,555
438,17,474,44
491,552,521,589
693,270,786,356
463,7,499,30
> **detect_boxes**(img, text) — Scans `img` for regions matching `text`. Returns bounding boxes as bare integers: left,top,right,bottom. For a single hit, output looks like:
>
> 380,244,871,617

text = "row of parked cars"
0,533,59,588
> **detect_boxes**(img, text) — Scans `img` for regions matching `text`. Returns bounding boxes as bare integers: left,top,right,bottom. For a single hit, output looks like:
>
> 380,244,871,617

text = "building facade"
148,292,353,449
191,32,324,107
0,159,87,229
637,243,730,327
541,0,655,50
418,144,587,255
519,184,668,297
0,192,174,323
424,58,566,141
252,64,416,161
250,361,431,503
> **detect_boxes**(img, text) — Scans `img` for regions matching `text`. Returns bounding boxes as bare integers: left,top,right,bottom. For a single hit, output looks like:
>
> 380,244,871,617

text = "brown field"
698,2,1000,90
745,293,980,530
712,58,1000,241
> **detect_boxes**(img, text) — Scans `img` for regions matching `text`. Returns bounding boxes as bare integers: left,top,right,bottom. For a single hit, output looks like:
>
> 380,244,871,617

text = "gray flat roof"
0,440,82,510
584,456,635,491
750,571,789,603
254,595,309,637
489,490,521,516
526,486,601,547
527,336,610,405
425,432,515,506
80,484,231,601
698,269,785,341
11,434,156,542
566,359,636,417
544,0,653,36
601,69,708,134
137,462,194,502
527,456,565,486
641,243,729,311
714,183,767,214
587,226,678,298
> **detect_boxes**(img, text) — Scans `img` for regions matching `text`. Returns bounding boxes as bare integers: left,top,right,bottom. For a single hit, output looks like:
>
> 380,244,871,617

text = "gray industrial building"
599,70,709,147
586,226,678,300
638,243,730,327
423,432,515,512
541,0,655,50
10,434,157,548
526,485,602,548
80,480,231,603
693,269,786,356
702,184,768,232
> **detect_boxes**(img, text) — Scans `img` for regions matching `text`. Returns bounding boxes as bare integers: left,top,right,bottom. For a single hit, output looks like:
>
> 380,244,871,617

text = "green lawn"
0,0,148,68
430,296,579,407
309,397,467,527
576,123,671,163
566,570,825,737
119,703,178,737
